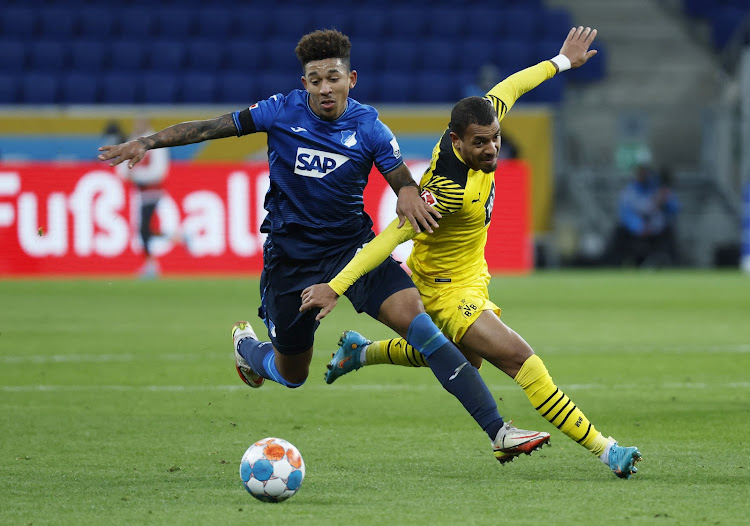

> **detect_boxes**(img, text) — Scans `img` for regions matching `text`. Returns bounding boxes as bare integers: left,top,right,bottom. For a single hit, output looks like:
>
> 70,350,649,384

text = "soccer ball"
239,437,305,503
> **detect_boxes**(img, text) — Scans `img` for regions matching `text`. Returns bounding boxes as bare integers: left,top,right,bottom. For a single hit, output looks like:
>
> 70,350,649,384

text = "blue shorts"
257,235,415,355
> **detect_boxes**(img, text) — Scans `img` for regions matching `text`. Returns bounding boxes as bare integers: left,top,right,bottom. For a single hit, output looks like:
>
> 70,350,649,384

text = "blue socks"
237,337,305,388
407,313,504,440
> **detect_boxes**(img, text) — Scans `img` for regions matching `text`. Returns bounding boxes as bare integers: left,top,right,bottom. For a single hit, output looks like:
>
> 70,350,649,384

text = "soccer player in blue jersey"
98,29,549,463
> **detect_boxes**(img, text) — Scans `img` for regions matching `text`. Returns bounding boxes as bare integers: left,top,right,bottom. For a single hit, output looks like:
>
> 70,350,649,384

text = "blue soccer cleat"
608,440,642,479
324,330,370,384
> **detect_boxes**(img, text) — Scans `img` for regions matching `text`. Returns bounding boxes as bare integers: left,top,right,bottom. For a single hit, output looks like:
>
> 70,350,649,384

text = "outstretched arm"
98,113,238,168
300,218,418,320
485,26,598,120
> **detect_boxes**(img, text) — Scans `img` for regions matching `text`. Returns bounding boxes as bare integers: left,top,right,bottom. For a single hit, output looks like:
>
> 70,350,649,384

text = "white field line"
2,382,749,393
2,343,750,365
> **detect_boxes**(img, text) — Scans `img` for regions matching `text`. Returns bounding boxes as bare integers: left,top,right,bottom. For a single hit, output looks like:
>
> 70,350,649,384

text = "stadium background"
1,0,749,275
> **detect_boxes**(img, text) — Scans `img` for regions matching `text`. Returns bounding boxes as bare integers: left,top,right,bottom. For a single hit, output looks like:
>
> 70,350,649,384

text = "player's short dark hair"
449,97,497,139
295,29,351,71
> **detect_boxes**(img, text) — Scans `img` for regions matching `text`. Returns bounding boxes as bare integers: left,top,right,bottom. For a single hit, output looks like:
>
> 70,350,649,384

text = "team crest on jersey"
420,189,437,206
294,147,350,178
340,130,357,148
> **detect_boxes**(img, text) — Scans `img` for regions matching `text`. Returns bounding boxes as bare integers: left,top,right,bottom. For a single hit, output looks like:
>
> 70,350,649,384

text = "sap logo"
294,148,350,178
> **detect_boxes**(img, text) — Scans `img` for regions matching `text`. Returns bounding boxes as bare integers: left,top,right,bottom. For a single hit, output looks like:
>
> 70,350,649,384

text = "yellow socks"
515,354,609,456
364,338,428,367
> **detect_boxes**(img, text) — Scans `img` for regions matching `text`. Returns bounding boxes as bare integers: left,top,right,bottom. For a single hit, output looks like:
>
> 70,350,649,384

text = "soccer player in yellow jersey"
300,27,642,479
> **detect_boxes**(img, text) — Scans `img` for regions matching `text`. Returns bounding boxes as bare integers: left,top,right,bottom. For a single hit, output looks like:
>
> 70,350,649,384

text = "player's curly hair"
449,97,497,139
295,29,351,71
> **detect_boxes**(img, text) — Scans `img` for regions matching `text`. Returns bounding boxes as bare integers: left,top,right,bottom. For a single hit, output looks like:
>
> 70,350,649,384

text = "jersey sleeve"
485,61,557,122
370,120,404,175
420,174,465,217
232,93,285,136
329,218,416,295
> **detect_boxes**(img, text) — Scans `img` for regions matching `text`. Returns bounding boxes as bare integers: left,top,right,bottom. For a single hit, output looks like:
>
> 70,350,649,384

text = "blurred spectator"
114,117,173,279
605,164,680,267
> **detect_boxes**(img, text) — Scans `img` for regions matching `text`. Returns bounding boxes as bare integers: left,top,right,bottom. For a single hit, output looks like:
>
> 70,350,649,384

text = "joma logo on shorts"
294,148,350,178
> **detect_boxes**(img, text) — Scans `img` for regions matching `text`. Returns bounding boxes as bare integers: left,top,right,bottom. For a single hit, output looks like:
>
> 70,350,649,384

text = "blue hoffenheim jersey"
233,89,403,260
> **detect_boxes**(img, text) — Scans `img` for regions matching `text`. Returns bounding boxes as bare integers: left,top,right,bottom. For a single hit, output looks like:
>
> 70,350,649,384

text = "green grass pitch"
1,271,748,525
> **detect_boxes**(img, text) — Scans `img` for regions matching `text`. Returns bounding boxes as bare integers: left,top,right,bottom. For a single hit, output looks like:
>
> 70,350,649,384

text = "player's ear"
301,76,308,90
349,70,357,89
449,131,462,149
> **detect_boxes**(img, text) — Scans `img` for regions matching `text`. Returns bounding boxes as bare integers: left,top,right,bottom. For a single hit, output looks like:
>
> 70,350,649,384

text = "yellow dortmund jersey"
409,60,556,284
328,60,556,296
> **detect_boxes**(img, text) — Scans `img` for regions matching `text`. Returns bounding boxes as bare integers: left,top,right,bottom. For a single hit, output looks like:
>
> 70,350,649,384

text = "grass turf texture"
1,271,748,525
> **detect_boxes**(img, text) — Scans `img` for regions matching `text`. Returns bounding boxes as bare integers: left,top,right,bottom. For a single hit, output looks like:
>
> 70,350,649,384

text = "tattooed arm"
98,113,238,168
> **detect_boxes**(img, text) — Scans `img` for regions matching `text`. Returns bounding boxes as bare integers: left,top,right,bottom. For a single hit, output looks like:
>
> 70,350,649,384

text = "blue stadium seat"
217,72,256,104
0,40,27,73
310,8,352,36
457,39,498,75
428,7,469,38
263,38,303,73
495,39,534,75
101,72,139,103
60,72,100,104
142,72,180,104
28,40,69,72
351,38,383,74
253,71,300,101
419,39,460,74
147,39,186,72
502,7,542,40
70,39,107,73
465,6,505,38
180,71,218,103
710,6,749,49
567,41,606,82
153,7,196,39
195,7,233,38
526,74,564,103
0,7,37,39
390,6,429,38
349,8,388,38
77,8,118,39
414,71,461,103
37,8,77,39
224,38,266,72
185,39,225,72
118,8,157,39
376,72,414,103
109,39,148,71
531,38,563,65
21,72,60,104
0,74,20,104
539,7,575,40
230,7,273,41
682,0,714,18
270,8,315,39
381,38,421,73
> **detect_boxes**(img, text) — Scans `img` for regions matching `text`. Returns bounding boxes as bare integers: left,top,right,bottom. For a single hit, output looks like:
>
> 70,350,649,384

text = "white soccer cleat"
232,321,264,388
492,421,551,464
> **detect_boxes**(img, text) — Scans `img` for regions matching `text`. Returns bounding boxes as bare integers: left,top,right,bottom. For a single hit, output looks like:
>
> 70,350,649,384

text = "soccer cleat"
324,330,371,384
492,421,551,464
607,440,642,479
232,321,264,388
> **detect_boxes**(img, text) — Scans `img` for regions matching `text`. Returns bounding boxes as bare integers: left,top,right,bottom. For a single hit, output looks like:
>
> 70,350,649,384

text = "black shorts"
257,235,415,355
